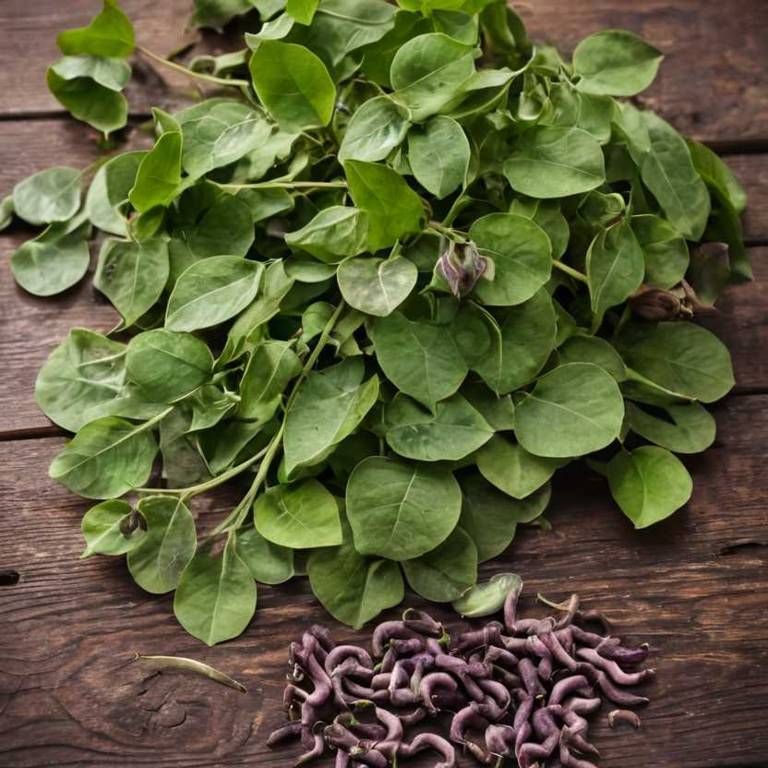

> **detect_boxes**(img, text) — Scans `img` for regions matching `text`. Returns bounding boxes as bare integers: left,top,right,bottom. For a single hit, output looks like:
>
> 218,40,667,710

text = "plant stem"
217,180,348,191
553,259,588,284
137,45,251,89
210,300,347,536
441,194,469,227
136,444,269,498
426,222,468,243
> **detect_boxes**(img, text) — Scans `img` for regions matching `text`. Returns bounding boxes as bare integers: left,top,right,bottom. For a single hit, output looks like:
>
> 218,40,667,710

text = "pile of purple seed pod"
267,587,654,767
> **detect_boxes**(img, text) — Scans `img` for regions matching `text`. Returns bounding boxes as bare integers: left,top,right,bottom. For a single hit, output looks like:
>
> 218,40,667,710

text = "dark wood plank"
0,0,767,148
1,394,767,767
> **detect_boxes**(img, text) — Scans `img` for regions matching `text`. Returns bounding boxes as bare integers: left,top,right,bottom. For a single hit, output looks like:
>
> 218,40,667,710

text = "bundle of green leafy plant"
3,0,748,645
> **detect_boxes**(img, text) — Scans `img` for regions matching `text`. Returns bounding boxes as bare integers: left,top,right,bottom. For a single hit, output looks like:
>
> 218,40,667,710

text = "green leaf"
129,131,183,212
238,341,301,422
401,527,477,602
94,237,169,327
11,220,90,297
626,401,716,454
385,393,493,461
407,115,470,198
49,416,159,499
57,0,135,58
81,499,145,557
465,289,557,394
307,523,404,629
176,99,273,179
607,446,692,528
12,167,81,226
237,526,294,584
573,30,662,97
476,434,561,499
557,335,626,382
338,96,411,163
638,112,710,241
283,358,379,474
254,479,342,547
618,321,734,403
174,535,257,645
0,195,14,231
86,151,144,236
127,496,196,593
460,474,549,562
249,41,335,130
632,214,689,289
35,329,128,432
286,0,320,24
295,0,397,68
462,383,516,431
193,0,255,29
371,310,467,409
166,256,263,332
285,206,369,263
344,160,424,250
546,83,613,144
687,140,747,215
337,256,418,316
587,219,644,326
515,362,625,458
390,33,476,121
504,126,605,199
47,60,128,135
469,213,553,306
346,456,462,560
126,330,213,403
453,572,522,617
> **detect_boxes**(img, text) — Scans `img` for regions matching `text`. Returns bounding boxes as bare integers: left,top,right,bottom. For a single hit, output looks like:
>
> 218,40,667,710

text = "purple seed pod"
595,672,650,707
518,657,545,697
466,740,496,765
501,636,530,654
493,667,523,689
560,734,600,768
324,722,360,752
403,608,444,637
267,721,303,747
540,629,579,671
345,680,375,699
478,678,512,711
390,637,425,656
431,689,469,711
454,623,502,653
549,675,590,706
569,625,606,648
556,627,575,654
307,624,335,652
426,636,446,655
562,696,602,716
390,687,420,707
296,728,325,765
563,711,600,755
518,735,559,768
538,655,553,681
449,703,488,743
334,749,350,768
514,719,533,763
399,707,427,727
514,695,534,730
379,647,396,674
526,635,552,659
484,646,519,669
597,641,650,666
335,714,388,742
372,622,420,657
532,706,562,740
458,670,486,702
503,581,524,632
325,646,373,675
576,648,655,686
421,672,459,712
349,746,388,768
486,723,516,756
608,709,642,729
371,673,390,690
399,733,457,768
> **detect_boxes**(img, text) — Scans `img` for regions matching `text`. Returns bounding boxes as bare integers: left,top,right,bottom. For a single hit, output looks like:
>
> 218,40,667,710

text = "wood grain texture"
0,0,766,147
1,394,767,767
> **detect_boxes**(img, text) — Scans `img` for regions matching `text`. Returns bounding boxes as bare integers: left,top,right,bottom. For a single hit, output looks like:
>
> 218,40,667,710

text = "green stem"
553,259,588,284
137,45,251,89
426,222,468,243
441,194,469,227
210,300,347,536
217,180,348,191
136,444,269,498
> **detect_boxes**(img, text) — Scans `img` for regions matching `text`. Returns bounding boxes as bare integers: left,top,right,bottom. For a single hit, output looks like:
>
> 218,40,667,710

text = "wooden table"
1,2,767,766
